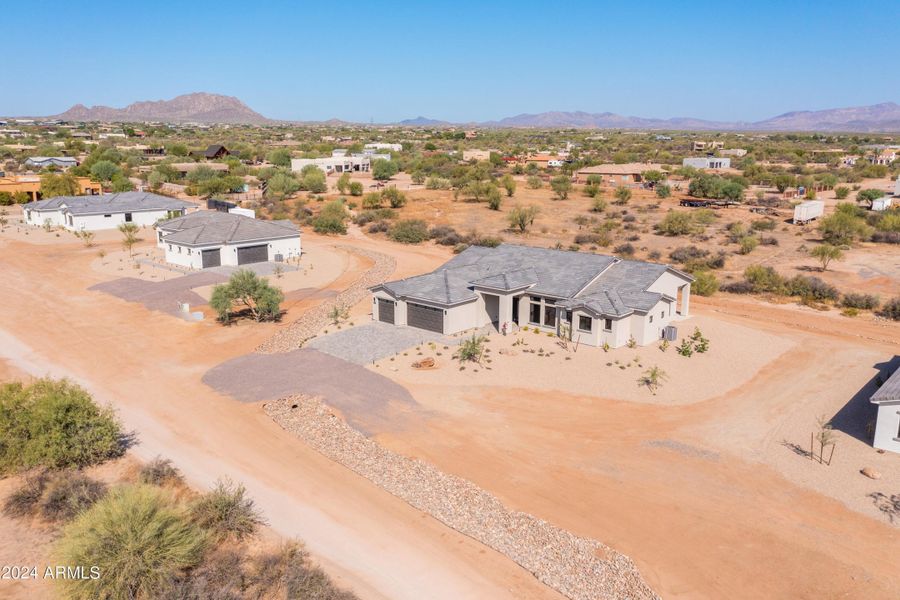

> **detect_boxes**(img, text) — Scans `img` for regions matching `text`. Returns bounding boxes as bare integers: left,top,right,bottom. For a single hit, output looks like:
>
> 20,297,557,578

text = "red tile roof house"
371,244,693,348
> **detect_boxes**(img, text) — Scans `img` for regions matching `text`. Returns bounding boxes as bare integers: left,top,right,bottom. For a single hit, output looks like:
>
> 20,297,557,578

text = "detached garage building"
156,210,301,269
23,192,194,231
371,244,693,348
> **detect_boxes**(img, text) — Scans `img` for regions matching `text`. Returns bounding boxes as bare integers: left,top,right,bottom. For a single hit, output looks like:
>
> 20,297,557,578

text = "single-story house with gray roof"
24,156,79,169
370,244,693,347
871,361,900,454
156,210,301,269
23,192,195,231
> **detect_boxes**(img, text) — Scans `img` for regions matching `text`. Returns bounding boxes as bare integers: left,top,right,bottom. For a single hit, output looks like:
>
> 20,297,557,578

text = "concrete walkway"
307,321,457,365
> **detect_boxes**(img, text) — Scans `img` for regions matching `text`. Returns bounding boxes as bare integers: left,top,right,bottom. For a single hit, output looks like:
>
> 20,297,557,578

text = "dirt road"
0,232,560,600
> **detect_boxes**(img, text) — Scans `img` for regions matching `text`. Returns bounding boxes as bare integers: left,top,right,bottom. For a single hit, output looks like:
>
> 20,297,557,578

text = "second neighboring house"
192,144,230,160
23,192,195,230
871,361,900,454
156,211,301,269
682,157,731,169
371,244,693,347
24,156,79,169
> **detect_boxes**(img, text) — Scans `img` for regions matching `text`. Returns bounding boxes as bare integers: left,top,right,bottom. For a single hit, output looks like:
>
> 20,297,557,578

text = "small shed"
871,362,900,454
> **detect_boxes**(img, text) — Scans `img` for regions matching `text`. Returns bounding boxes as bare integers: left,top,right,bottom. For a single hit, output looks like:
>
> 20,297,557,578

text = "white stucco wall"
873,404,900,454
25,209,65,227
161,235,301,269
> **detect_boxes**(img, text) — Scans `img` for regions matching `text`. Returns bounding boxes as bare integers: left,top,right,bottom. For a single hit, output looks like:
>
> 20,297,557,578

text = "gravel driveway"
307,322,456,365
89,271,227,314
203,348,422,435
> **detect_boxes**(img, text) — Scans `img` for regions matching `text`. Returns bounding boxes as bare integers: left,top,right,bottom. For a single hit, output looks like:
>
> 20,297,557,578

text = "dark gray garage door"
377,298,395,324
407,302,443,333
237,244,268,265
201,248,221,268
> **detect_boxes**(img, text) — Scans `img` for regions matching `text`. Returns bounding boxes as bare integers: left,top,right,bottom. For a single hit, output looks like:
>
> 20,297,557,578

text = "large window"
578,315,592,332
543,306,557,327
529,302,541,324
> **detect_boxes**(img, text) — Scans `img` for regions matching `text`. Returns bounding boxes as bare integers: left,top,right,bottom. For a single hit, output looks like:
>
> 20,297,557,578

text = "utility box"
872,198,893,211
663,326,678,341
793,200,824,224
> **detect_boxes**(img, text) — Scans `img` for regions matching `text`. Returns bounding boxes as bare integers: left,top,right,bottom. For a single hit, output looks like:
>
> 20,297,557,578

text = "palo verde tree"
118,222,140,257
508,204,539,233
209,269,284,323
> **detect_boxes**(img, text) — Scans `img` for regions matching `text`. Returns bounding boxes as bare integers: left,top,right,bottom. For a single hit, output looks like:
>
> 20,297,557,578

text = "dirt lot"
2,201,900,599
0,229,554,600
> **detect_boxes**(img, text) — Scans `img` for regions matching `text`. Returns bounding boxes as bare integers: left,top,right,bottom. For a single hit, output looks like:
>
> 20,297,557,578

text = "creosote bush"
191,479,266,542
139,457,184,486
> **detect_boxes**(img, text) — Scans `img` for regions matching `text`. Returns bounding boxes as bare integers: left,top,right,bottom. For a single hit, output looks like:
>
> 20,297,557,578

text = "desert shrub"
841,293,880,310
656,184,671,198
785,275,838,301
0,379,124,474
3,471,48,518
526,175,543,189
725,221,746,243
751,218,776,231
744,265,786,293
758,236,779,246
210,270,284,323
614,243,635,257
57,485,207,600
656,211,696,236
139,457,184,486
691,271,719,296
468,234,501,248
367,220,390,233
834,186,850,199
192,479,265,542
348,181,363,196
507,204,540,233
455,335,486,363
381,186,407,208
819,209,872,244
721,280,756,294
877,298,900,321
574,232,611,246
692,209,717,226
353,208,395,226
425,176,451,190
39,471,107,521
738,236,759,254
871,231,900,244
670,246,708,263
614,187,632,204
590,197,607,213
429,225,463,246
388,219,429,244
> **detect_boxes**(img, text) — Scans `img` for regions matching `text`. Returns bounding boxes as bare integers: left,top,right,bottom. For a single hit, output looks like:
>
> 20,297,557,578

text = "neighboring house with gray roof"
23,192,195,231
24,156,79,169
370,244,693,347
156,210,301,269
871,360,900,454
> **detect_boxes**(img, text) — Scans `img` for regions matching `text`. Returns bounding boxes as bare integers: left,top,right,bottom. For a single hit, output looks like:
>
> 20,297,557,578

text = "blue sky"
2,0,897,122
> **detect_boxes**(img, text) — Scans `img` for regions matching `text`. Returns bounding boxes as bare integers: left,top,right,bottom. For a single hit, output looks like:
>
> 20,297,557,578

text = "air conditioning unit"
663,325,678,341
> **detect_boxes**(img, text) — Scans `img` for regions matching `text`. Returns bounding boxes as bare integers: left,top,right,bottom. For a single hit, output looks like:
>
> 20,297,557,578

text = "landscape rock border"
266,395,659,600
258,246,396,354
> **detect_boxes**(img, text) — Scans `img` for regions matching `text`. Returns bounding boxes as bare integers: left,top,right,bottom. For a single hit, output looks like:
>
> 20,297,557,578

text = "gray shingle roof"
158,210,298,246
24,192,194,215
872,362,900,405
379,244,689,313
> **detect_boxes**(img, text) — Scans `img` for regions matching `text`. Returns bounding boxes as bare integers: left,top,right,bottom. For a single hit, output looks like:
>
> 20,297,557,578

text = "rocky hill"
54,92,270,124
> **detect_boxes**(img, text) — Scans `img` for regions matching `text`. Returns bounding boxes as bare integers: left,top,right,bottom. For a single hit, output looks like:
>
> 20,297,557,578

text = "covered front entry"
201,248,221,268
237,244,268,265
407,302,443,333
377,298,395,324
483,293,500,325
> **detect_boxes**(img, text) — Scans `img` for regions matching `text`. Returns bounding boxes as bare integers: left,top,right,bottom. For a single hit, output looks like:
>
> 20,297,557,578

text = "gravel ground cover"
266,395,659,600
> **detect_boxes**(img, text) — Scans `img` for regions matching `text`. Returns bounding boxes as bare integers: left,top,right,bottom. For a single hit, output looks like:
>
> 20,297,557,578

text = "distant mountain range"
34,93,900,132
54,92,270,124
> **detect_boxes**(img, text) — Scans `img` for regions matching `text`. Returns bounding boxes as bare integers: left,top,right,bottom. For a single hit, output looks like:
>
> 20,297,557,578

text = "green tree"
641,170,665,185
372,159,399,181
810,243,844,271
118,222,140,257
299,166,327,193
0,379,124,474
508,204,539,233
336,172,351,194
655,184,672,199
266,172,300,199
90,160,121,182
819,210,871,245
856,188,884,207
110,175,134,193
550,175,572,200
774,173,795,193
349,181,363,196
40,172,79,198
266,148,292,168
501,174,517,197
209,270,284,323
691,271,719,296
311,200,348,234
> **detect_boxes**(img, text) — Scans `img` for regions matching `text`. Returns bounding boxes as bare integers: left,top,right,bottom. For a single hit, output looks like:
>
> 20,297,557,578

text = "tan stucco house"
370,245,693,347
